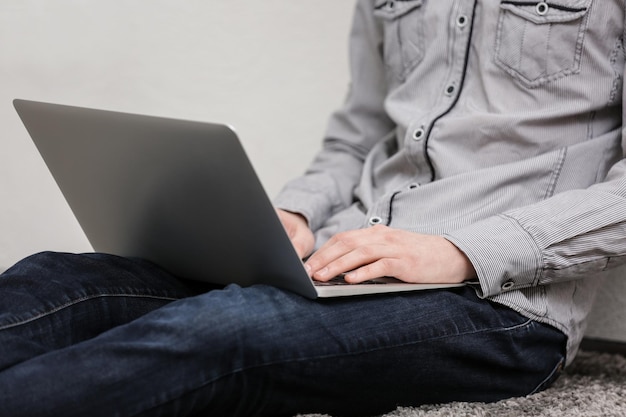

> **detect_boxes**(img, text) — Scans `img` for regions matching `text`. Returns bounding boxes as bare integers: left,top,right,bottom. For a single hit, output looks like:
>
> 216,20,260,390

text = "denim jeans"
0,252,566,417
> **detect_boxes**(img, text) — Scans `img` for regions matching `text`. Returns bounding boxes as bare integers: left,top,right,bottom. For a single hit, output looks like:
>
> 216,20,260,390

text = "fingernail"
304,263,312,275
317,267,329,278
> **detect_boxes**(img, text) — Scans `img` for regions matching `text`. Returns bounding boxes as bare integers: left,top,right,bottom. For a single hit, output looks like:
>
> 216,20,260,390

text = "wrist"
444,238,477,282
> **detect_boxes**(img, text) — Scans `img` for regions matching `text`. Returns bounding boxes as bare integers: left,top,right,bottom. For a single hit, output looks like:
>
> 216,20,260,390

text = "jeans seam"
0,294,179,331
529,357,564,395
228,319,537,374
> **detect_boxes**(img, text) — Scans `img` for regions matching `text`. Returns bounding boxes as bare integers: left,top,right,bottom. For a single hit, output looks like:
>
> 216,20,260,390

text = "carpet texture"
298,350,626,417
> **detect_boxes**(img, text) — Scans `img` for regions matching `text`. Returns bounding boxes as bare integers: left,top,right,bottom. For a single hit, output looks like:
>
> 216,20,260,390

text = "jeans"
0,252,566,417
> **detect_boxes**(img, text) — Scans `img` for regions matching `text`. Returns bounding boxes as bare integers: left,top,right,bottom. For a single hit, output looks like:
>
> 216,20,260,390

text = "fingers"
305,225,395,282
343,258,400,283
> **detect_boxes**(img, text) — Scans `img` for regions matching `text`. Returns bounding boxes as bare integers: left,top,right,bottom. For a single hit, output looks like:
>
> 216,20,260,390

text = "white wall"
1,0,624,345
0,0,354,269
585,267,626,344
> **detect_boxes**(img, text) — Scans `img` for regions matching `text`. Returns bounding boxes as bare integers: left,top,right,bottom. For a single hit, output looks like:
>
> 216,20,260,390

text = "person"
1,1,625,416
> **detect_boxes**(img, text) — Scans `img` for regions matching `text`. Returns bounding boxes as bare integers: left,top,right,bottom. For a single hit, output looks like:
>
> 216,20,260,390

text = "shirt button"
408,183,419,189
412,128,425,141
368,216,383,226
456,15,468,28
445,84,456,96
536,2,548,15
501,280,515,291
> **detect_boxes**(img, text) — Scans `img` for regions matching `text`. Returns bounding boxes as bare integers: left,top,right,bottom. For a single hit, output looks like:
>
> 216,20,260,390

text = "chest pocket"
495,0,593,88
374,0,425,82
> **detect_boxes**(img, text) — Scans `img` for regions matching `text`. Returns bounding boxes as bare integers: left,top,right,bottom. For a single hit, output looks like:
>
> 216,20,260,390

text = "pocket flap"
374,0,424,21
500,0,592,24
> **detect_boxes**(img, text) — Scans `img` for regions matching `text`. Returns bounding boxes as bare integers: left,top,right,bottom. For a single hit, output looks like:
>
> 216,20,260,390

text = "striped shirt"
274,0,626,364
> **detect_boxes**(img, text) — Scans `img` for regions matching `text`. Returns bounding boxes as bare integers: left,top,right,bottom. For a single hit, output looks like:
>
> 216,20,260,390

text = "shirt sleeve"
445,146,626,299
273,0,395,232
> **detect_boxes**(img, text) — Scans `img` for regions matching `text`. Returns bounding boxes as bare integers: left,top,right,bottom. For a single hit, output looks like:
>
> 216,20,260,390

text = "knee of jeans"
2,251,192,304
6,251,115,279
0,252,88,299
4,251,67,275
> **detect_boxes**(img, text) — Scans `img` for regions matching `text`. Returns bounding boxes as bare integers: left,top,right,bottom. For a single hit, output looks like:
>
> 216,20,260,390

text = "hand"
276,209,315,259
304,225,476,284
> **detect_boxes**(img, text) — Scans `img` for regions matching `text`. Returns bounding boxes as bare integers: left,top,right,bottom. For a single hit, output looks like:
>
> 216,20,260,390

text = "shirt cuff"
273,177,338,232
444,214,543,298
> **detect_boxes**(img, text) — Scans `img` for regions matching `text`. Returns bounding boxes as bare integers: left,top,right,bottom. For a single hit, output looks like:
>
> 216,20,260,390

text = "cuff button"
501,280,515,291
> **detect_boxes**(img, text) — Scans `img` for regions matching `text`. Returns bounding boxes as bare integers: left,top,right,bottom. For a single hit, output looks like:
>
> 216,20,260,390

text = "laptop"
13,99,464,298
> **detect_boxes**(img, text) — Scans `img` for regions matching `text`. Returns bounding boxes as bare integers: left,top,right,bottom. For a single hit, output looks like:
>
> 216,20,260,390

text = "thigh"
0,251,196,371
190,285,566,416
274,290,566,416
124,284,565,416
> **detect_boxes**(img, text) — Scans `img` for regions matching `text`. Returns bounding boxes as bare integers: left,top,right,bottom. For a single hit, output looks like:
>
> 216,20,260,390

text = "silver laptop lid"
14,99,318,299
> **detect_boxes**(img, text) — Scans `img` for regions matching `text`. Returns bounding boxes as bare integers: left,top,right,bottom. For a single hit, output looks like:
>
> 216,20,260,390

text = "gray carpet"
299,350,626,417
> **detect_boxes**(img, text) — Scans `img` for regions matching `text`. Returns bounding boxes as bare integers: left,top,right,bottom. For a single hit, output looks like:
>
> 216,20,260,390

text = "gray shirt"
274,0,626,364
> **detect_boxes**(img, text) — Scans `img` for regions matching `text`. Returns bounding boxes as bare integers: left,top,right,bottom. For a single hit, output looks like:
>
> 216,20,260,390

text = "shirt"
274,0,626,364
